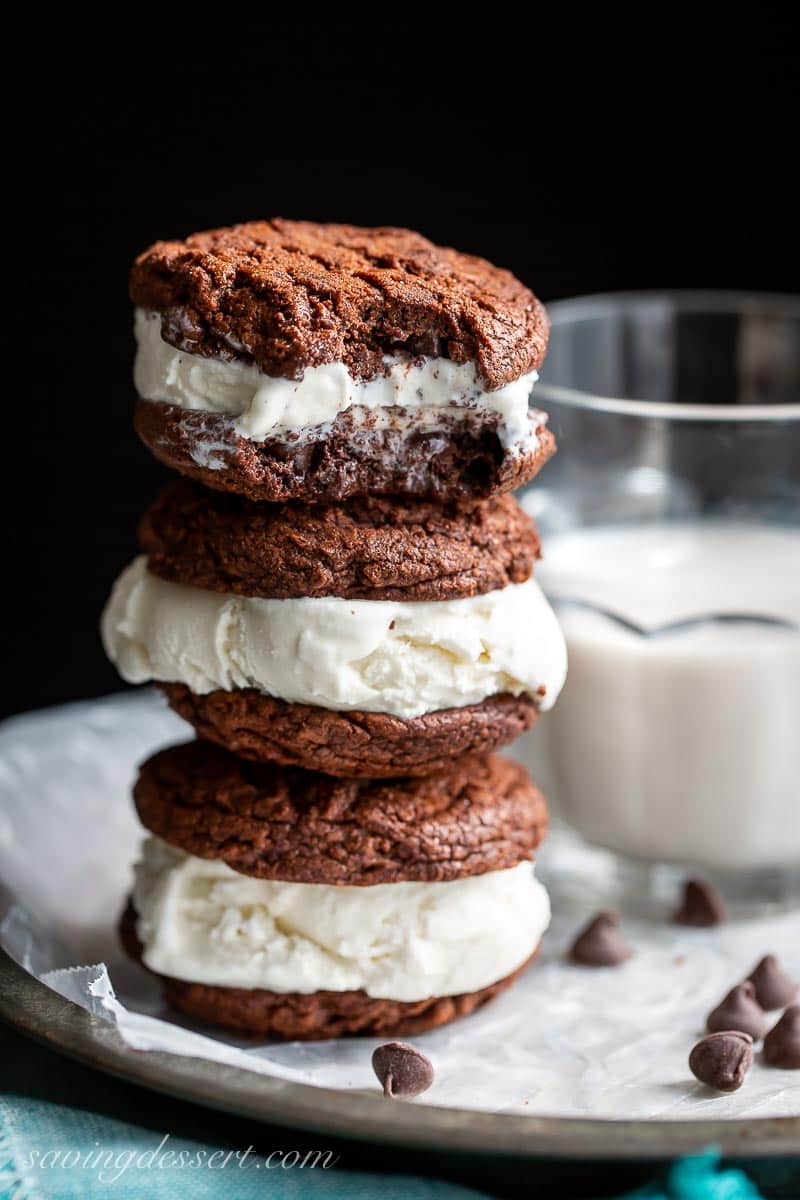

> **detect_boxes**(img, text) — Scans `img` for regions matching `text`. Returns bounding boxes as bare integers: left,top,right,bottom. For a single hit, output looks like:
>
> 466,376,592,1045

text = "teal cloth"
621,1153,765,1199
0,1097,777,1200
0,1098,485,1199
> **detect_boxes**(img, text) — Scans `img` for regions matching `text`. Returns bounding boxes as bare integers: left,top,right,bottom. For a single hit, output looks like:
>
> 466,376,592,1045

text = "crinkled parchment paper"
1,691,797,1117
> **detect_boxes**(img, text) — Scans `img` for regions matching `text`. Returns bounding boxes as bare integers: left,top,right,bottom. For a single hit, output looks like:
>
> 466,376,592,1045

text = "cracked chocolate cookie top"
159,685,539,779
130,219,549,389
135,740,547,886
139,480,541,602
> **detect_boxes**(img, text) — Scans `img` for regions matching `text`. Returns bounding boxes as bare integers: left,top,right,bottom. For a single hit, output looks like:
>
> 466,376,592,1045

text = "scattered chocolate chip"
568,910,633,966
706,982,767,1041
672,878,727,927
747,955,799,1011
689,1031,753,1091
763,1005,800,1069
372,1042,434,1099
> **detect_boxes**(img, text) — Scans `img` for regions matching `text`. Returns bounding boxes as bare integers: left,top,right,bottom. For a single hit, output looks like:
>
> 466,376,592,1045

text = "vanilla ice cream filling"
102,558,567,719
133,838,550,1000
134,308,543,451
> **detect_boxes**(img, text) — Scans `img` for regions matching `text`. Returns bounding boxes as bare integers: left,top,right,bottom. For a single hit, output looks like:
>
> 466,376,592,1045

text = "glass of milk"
519,292,800,903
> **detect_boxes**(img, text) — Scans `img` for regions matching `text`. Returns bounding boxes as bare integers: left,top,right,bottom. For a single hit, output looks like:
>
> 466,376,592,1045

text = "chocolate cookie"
133,401,555,504
160,684,538,778
120,902,538,1039
134,741,547,886
141,480,541,602
130,220,549,389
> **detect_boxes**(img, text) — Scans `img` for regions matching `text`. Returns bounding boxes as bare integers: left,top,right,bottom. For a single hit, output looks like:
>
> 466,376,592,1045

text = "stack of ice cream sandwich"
102,220,567,1039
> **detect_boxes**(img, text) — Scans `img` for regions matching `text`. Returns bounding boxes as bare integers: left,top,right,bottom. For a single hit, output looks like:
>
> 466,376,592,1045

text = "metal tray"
2,949,798,1160
1,693,798,1160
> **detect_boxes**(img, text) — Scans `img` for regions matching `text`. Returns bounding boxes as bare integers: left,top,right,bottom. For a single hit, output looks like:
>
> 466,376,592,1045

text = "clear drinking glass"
518,292,800,906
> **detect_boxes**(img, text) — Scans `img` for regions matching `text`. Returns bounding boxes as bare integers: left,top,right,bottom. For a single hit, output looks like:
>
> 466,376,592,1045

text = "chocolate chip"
568,910,633,966
763,1005,800,1069
747,955,799,1011
372,1042,434,1099
689,1031,753,1092
672,878,727,926
706,981,767,1041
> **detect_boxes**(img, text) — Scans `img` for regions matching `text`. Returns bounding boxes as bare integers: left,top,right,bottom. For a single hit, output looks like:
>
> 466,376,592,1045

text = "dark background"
3,10,798,719
2,15,799,1198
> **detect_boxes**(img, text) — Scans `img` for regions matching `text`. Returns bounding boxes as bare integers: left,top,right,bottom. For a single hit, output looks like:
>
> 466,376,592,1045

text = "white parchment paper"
1,690,798,1118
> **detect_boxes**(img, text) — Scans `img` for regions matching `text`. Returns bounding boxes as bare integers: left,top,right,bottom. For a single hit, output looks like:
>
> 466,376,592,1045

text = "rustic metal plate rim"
2,950,798,1160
